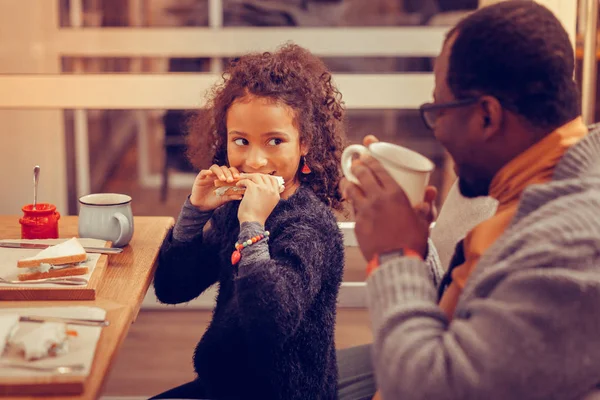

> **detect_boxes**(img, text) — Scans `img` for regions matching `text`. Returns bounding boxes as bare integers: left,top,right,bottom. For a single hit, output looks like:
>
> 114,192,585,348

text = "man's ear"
479,95,503,141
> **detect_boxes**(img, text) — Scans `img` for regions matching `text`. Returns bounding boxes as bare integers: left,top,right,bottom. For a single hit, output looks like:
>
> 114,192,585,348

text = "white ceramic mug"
341,142,435,206
78,193,134,248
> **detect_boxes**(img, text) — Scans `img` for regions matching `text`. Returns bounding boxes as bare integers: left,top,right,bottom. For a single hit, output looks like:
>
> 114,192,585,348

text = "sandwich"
10,322,77,360
16,237,88,281
214,175,285,196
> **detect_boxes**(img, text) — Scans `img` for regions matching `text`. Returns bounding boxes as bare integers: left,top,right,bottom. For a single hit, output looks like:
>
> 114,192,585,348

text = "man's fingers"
363,135,379,146
415,202,431,219
423,186,438,222
424,186,438,204
350,158,383,192
358,155,397,190
340,178,367,208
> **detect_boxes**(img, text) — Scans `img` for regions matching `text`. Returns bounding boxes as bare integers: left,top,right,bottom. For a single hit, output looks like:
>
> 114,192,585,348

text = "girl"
152,44,346,400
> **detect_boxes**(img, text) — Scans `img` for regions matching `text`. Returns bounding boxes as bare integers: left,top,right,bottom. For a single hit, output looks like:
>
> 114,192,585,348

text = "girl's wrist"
232,226,270,265
238,215,265,227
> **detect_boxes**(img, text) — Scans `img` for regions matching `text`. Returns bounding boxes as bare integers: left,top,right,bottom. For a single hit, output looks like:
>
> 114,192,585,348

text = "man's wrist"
367,248,423,276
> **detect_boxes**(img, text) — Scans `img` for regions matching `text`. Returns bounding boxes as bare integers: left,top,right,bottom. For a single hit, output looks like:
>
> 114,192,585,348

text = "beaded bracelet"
231,231,270,265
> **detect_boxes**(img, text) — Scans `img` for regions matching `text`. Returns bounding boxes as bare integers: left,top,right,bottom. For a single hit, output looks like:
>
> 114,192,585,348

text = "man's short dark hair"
446,1,580,130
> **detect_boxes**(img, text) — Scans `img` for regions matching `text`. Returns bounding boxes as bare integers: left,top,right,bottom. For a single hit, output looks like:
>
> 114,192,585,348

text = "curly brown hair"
187,43,346,211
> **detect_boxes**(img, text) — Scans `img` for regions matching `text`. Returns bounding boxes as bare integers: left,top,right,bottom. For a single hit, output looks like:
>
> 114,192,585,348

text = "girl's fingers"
220,166,235,182
209,164,227,181
237,174,279,193
196,170,214,182
267,175,280,192
208,165,240,182
199,169,213,179
195,170,215,186
253,174,278,193
236,179,256,189
257,174,269,186
238,173,260,184
229,166,241,180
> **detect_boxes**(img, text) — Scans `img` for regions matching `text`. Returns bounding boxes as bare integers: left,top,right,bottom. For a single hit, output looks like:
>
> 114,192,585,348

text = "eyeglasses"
419,98,479,130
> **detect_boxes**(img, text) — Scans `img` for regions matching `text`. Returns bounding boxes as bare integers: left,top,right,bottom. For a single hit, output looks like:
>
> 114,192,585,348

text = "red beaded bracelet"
231,231,270,265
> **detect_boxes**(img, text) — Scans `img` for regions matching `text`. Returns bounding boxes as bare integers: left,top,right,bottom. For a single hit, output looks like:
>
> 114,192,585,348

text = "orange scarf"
438,117,588,319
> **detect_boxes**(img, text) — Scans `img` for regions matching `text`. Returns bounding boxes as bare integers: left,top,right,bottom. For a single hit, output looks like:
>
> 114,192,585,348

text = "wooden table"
0,215,174,400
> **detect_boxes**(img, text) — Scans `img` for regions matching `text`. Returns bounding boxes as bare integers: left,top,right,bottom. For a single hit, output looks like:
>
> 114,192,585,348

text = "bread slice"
17,265,89,282
17,237,87,268
214,178,241,188
16,238,89,281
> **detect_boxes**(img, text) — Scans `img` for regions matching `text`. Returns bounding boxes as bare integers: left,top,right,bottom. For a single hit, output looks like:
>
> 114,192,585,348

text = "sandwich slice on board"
16,237,88,281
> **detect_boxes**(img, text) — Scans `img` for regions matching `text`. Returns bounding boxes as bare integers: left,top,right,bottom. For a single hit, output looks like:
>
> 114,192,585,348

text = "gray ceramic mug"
78,193,134,248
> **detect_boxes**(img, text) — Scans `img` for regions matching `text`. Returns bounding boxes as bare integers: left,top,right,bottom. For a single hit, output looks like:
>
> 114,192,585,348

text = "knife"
19,315,110,327
0,242,122,254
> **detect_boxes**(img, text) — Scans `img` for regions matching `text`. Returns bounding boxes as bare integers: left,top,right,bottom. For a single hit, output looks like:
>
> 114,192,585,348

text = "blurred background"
0,0,588,220
0,1,593,397
0,0,487,221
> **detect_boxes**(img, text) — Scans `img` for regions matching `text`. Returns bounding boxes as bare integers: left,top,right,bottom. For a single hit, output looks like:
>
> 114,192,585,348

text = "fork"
0,276,88,285
0,362,85,374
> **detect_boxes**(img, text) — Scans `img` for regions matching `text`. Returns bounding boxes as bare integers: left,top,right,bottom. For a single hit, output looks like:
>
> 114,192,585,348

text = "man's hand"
340,154,430,262
416,186,438,226
362,134,438,226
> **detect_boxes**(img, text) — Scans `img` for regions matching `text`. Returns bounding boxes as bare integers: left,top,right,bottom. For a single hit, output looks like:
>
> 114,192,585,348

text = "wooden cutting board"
0,306,106,396
0,239,110,301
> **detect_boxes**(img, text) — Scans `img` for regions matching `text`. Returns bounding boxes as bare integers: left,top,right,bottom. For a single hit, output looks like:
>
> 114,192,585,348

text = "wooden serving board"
0,306,106,396
0,239,110,301
0,372,86,396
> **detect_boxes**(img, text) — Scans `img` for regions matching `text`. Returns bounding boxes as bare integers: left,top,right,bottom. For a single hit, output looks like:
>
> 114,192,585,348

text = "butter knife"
0,242,122,254
19,315,109,327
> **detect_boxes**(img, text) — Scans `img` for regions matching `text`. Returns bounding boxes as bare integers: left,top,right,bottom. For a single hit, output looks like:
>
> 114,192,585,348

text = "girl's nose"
246,148,268,169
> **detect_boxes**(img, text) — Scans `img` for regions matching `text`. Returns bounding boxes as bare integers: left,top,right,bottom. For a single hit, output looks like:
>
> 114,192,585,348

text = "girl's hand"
190,165,242,211
237,173,281,226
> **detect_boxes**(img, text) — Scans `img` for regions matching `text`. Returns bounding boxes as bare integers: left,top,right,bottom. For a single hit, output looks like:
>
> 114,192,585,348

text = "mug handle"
113,212,131,247
341,144,370,184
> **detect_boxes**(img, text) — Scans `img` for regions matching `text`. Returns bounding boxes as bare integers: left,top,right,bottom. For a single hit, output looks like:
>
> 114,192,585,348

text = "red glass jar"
19,203,60,239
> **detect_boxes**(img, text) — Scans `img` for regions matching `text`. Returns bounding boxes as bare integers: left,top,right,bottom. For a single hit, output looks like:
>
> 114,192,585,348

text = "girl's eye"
234,138,248,146
268,138,283,146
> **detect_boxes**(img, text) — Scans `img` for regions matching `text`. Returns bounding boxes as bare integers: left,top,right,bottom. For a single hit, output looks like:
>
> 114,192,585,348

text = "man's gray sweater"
368,128,600,400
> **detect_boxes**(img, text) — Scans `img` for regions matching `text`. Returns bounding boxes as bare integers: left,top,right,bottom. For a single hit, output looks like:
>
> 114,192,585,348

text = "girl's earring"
301,156,312,174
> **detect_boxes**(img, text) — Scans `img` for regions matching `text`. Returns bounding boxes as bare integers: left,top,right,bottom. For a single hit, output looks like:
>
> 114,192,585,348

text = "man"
341,1,600,399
